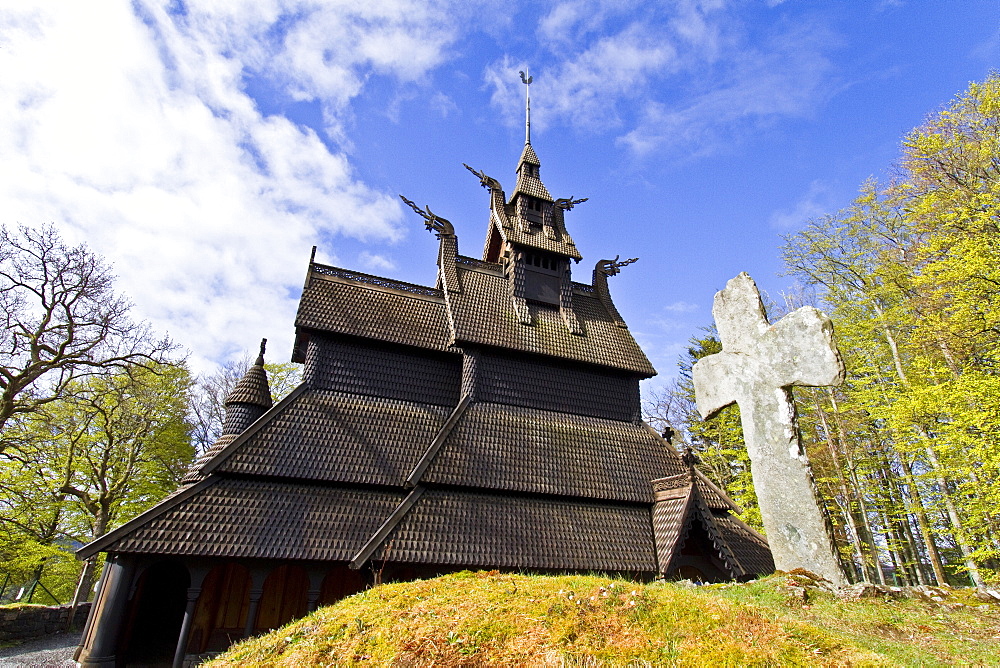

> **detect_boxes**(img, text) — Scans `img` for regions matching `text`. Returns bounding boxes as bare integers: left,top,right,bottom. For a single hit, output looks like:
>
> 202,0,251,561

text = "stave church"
74,85,773,667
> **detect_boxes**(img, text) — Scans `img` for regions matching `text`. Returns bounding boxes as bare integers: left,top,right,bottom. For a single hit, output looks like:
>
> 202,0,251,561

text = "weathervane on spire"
519,68,533,145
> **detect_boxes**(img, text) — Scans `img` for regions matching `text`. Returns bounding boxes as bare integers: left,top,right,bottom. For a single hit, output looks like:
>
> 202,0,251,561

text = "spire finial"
681,446,700,470
519,69,533,145
255,338,267,366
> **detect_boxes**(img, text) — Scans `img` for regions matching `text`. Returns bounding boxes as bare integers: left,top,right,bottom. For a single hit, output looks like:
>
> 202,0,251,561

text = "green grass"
207,571,1000,667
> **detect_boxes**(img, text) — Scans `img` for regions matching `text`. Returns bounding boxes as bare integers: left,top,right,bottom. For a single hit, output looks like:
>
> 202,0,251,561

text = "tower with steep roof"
73,80,773,668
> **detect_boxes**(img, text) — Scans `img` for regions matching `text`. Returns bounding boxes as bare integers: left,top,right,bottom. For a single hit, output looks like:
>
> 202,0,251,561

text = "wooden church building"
74,116,773,666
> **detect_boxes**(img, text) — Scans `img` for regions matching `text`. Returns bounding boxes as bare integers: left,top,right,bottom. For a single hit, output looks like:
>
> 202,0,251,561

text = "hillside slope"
207,571,1000,666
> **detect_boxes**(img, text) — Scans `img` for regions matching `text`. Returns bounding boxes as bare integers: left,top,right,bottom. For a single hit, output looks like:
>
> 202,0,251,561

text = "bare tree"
643,376,694,447
0,225,174,450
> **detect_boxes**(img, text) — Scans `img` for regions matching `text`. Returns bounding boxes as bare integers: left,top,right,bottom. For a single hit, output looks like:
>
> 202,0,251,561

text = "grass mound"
207,571,1000,666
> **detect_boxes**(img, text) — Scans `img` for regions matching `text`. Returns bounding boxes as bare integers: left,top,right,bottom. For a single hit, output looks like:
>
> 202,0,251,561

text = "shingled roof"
85,478,404,561
294,265,454,355
498,210,582,258
293,258,654,377
446,265,655,376
213,390,451,486
227,342,272,407
375,490,658,572
421,403,684,503
651,473,773,579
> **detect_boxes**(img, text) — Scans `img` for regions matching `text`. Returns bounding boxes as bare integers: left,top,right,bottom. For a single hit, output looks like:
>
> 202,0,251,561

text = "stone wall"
0,603,91,643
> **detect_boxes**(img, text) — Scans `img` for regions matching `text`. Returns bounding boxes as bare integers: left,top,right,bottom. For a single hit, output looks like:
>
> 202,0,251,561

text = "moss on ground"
206,571,1000,667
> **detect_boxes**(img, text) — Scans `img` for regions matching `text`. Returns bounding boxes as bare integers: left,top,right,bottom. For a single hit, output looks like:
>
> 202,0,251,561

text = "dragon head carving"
596,255,638,277
554,197,588,211
400,195,455,238
463,163,502,192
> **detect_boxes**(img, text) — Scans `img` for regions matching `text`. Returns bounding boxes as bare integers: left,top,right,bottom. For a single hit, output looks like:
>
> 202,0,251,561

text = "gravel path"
0,631,81,667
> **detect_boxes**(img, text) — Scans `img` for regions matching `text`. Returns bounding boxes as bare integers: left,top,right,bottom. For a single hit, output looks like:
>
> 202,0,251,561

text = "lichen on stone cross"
692,272,847,584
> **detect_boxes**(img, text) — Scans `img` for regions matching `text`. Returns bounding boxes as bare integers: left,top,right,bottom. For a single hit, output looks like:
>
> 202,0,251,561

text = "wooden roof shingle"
421,402,684,503
446,266,656,376
87,478,404,561
377,489,658,572
295,269,453,352
216,390,451,487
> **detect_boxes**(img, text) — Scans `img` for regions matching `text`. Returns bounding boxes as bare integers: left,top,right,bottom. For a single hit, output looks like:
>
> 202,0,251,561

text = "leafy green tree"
774,74,1000,585
0,363,194,601
897,73,1000,581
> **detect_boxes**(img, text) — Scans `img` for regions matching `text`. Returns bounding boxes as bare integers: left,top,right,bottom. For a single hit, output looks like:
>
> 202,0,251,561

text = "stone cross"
692,272,846,584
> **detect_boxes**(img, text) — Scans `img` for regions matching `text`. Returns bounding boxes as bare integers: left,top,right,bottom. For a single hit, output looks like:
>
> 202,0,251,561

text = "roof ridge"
311,262,443,298
461,399,649,427
405,394,473,487
653,485,696,575
349,486,427,570
691,495,746,578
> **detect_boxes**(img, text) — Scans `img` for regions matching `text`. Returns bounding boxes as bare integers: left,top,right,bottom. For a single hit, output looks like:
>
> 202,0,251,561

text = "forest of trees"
649,74,1000,587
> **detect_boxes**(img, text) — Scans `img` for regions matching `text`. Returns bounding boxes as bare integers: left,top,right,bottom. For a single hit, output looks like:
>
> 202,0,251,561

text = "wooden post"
243,587,263,638
171,586,201,668
75,556,135,668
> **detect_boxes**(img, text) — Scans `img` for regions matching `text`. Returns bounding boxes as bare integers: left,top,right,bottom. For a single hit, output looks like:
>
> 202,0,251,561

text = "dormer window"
522,251,563,305
526,252,556,270
520,196,544,225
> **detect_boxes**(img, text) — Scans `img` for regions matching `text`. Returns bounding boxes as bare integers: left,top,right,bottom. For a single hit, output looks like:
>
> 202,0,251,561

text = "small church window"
522,251,562,305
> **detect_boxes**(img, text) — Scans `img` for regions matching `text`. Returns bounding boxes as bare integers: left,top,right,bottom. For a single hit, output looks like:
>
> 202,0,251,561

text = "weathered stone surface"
838,583,883,601
975,588,1000,602
910,585,951,601
693,273,846,585
0,603,90,643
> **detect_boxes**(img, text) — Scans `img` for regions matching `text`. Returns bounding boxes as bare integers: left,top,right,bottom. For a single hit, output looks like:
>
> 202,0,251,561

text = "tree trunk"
922,440,983,586
67,557,98,630
898,455,947,585
813,395,867,582
875,317,983,586
76,512,110,606
878,463,921,585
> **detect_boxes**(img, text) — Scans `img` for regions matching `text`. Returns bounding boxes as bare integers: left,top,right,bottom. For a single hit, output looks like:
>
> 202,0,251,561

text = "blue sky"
1,1,998,392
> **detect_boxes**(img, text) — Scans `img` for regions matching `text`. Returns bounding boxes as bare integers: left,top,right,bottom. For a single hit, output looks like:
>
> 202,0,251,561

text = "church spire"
220,338,273,437
519,69,533,145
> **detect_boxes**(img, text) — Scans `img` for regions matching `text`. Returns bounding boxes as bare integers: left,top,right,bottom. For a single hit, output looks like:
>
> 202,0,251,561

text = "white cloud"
538,1,592,44
0,0,848,375
647,316,693,334
875,0,906,11
429,92,459,118
661,301,700,314
669,0,727,59
359,251,398,272
619,18,838,157
487,3,838,158
769,180,835,230
537,0,642,45
486,22,677,133
0,0,459,372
